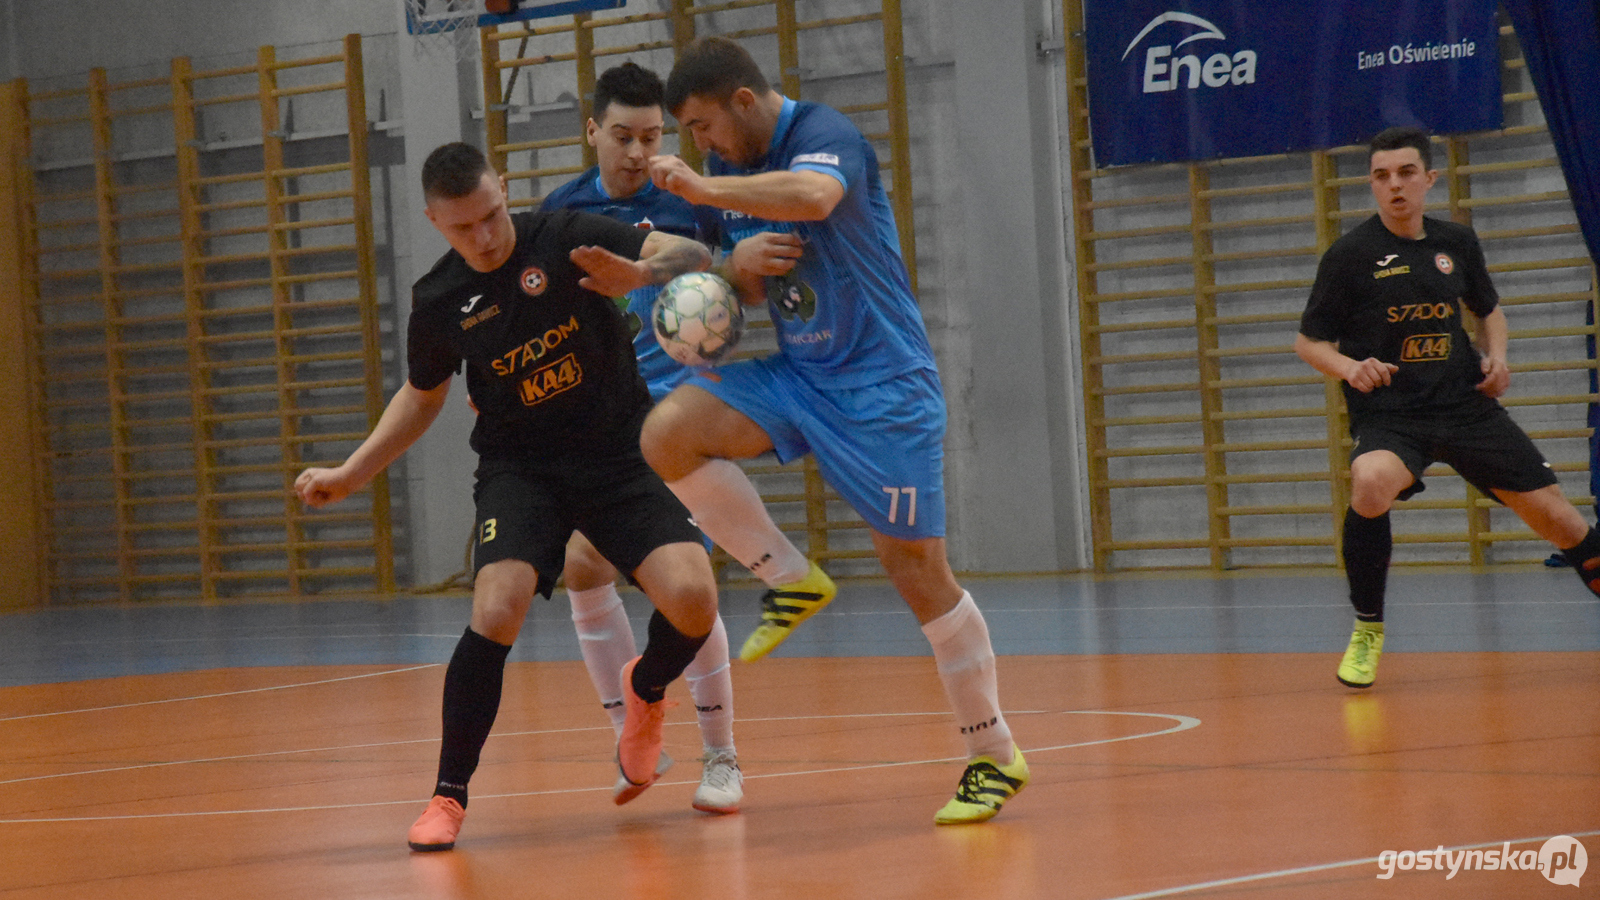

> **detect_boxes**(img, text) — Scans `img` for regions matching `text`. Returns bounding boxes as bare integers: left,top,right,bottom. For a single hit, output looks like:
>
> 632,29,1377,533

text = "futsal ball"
652,272,745,367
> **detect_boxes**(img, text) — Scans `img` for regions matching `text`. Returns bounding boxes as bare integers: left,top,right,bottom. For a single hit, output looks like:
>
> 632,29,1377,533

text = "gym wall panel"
0,78,46,609
16,36,397,604
1063,4,1599,573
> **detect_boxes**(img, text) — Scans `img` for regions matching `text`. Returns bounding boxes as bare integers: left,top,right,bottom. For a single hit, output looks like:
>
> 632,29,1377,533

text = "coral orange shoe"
407,795,465,851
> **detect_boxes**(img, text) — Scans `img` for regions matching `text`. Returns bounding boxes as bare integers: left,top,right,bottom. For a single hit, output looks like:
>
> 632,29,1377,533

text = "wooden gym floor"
1,569,1597,899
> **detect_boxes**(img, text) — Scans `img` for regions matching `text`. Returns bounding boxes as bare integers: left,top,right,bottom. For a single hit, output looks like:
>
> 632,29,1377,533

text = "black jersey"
1300,214,1499,418
407,209,651,461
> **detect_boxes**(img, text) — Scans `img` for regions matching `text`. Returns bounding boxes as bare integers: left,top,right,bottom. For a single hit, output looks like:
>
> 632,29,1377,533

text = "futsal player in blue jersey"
642,37,1027,825
539,62,830,814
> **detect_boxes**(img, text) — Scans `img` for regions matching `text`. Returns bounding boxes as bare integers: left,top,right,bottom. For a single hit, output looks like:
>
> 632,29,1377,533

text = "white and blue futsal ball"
652,271,744,367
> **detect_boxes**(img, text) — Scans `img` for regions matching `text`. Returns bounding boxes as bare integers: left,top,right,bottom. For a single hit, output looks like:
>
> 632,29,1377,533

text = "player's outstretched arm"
1294,332,1398,394
571,231,709,297
649,155,842,222
295,379,451,508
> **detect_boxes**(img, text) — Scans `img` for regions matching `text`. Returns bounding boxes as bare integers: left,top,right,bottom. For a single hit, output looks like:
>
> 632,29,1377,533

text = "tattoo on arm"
640,234,710,285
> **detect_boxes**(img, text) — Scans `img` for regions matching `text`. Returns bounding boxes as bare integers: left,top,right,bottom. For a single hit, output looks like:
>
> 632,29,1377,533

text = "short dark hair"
421,142,491,202
664,37,770,115
593,61,665,120
1369,126,1433,170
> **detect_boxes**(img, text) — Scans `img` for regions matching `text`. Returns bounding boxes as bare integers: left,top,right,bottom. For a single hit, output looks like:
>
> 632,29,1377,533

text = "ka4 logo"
1121,11,1258,93
518,353,583,405
1401,333,1451,363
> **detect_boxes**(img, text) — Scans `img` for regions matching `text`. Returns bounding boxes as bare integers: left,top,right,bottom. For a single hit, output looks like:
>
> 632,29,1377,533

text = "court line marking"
0,710,1198,822
0,665,438,722
0,710,977,787
1098,828,1600,900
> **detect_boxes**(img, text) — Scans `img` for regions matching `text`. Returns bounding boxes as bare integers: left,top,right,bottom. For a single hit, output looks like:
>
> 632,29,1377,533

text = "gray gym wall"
3,0,1096,586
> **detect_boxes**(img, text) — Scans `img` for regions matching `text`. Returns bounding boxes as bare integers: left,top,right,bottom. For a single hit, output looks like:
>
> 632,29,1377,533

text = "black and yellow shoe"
738,561,837,662
934,745,1029,825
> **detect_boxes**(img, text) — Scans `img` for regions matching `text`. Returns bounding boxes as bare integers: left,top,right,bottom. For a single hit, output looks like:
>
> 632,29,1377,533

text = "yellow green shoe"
738,561,837,662
934,745,1029,825
1337,620,1385,688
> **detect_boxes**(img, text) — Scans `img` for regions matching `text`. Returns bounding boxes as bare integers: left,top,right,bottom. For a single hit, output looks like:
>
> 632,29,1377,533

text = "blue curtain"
1501,0,1600,514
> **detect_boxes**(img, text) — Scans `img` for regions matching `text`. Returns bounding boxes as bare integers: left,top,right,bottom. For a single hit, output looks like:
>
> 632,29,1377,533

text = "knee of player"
654,577,718,633
1348,490,1395,519
562,539,613,589
470,561,540,640
1348,463,1406,512
638,406,686,474
666,576,718,612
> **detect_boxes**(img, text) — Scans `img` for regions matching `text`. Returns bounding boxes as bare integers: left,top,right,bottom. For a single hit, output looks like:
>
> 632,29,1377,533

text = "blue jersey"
704,98,937,390
539,167,706,398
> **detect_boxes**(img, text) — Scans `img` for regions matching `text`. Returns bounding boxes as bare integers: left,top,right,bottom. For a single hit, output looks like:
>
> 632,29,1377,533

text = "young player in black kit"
294,142,716,851
1296,125,1600,689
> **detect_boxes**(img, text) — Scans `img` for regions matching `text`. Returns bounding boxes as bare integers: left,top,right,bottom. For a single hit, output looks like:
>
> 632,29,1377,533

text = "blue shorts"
687,356,947,539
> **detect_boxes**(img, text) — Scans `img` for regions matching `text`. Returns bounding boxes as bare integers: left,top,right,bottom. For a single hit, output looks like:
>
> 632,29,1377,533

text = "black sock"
1343,508,1391,623
630,610,710,703
434,627,512,807
1560,526,1600,598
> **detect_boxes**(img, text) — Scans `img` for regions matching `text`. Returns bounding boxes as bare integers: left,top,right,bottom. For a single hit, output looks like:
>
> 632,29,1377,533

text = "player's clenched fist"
730,232,803,278
647,155,702,201
1344,357,1399,393
295,467,353,509
1476,355,1510,398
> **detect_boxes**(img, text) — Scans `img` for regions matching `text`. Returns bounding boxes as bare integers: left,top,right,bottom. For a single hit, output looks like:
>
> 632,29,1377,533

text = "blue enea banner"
1085,1,1503,167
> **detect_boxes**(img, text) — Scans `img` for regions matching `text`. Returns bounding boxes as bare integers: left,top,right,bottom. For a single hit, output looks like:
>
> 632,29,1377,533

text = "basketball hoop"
403,0,486,60
402,0,627,59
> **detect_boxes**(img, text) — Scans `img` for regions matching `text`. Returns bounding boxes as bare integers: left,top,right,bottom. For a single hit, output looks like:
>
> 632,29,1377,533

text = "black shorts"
470,452,702,599
1350,403,1558,502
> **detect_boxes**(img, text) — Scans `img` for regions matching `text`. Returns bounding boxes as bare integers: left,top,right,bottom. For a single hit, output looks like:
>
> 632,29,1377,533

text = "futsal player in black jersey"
1296,125,1600,689
295,142,715,851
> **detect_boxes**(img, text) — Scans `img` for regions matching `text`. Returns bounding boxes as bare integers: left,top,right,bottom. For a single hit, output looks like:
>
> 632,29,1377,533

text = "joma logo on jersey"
492,315,580,376
518,353,583,405
1401,334,1451,362
1374,265,1411,279
1123,12,1259,93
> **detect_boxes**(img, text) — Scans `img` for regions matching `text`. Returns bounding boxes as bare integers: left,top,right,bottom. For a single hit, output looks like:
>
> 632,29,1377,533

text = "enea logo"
1121,12,1258,93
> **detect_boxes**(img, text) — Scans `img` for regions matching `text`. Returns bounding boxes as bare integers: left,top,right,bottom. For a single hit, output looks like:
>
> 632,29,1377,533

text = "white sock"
684,615,736,753
667,458,810,586
568,583,636,738
921,591,1014,762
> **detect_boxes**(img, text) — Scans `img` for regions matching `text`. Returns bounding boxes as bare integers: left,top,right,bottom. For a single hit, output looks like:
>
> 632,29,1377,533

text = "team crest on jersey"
769,275,818,322
520,266,548,296
1435,253,1454,274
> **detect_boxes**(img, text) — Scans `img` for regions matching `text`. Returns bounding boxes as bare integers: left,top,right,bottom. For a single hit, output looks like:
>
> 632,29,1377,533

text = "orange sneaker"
407,795,465,851
615,656,674,805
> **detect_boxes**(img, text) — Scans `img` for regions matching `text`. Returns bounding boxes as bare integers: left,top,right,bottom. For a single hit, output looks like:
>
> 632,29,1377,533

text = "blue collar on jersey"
765,96,799,167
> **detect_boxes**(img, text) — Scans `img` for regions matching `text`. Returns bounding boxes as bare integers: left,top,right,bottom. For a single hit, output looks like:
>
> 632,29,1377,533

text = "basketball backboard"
404,0,626,36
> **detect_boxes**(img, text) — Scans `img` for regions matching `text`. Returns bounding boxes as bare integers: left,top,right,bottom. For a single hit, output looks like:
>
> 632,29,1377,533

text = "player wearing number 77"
639,36,1027,825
